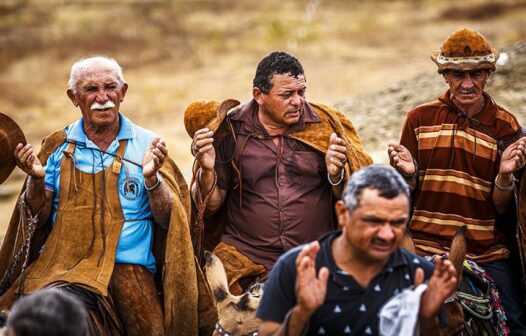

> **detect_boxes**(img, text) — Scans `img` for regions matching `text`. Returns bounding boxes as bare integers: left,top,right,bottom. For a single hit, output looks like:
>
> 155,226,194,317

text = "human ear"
67,89,78,107
253,87,264,105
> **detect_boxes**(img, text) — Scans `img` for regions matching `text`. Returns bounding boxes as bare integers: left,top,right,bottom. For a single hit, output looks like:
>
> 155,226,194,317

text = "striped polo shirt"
400,91,522,263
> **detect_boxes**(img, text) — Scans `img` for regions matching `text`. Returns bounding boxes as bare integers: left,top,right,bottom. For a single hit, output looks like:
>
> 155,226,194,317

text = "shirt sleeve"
256,253,298,323
399,109,420,161
44,150,59,192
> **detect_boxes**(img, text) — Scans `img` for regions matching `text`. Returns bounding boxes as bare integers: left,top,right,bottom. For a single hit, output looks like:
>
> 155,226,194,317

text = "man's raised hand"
415,259,457,319
294,242,329,317
388,143,416,177
143,137,168,178
14,143,45,179
192,128,215,171
325,133,348,178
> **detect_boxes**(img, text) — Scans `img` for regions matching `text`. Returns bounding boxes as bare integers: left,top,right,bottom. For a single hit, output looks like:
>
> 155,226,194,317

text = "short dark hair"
6,288,88,336
342,165,410,214
253,51,305,94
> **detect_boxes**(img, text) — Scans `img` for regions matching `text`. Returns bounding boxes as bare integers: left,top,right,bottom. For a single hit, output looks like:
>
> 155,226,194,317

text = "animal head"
203,251,263,336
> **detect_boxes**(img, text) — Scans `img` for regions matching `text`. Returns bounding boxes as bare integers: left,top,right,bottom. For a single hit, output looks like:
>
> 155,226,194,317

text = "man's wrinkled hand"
415,259,457,319
143,137,168,178
192,128,216,171
499,137,526,176
388,143,416,177
14,143,45,179
294,242,329,317
325,133,347,178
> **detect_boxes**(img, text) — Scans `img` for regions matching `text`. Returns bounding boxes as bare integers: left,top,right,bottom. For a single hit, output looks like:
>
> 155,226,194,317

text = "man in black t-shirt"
257,165,458,336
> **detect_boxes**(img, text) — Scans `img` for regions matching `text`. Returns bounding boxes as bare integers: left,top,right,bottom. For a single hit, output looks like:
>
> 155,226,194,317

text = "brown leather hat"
0,112,26,184
431,28,499,74
184,99,240,140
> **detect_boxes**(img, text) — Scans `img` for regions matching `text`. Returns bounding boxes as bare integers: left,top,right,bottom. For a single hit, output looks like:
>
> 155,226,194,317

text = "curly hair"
253,51,305,94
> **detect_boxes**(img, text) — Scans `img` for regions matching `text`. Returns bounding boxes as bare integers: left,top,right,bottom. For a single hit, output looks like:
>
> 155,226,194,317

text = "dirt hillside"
1,0,526,236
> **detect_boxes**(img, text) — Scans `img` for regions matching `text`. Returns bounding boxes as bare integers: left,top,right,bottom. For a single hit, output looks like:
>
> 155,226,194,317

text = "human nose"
377,224,395,241
460,75,475,89
290,92,302,107
95,88,110,103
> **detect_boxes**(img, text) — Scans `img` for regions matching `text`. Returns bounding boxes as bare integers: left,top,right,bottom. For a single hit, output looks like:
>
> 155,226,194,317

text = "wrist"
144,172,162,191
144,174,158,186
292,304,314,322
328,168,345,186
495,173,516,191
497,172,512,182
29,174,45,182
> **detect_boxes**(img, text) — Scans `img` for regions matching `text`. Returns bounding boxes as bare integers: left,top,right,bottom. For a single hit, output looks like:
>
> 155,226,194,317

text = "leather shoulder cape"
0,128,198,335
191,101,373,334
195,101,373,252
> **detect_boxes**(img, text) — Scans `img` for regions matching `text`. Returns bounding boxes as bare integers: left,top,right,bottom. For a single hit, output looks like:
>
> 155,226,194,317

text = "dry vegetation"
1,0,526,236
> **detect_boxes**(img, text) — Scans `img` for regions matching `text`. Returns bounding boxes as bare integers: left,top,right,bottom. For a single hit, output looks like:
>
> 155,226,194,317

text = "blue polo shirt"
44,113,157,273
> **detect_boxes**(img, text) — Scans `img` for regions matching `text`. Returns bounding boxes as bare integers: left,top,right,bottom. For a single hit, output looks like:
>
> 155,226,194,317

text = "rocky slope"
336,40,526,163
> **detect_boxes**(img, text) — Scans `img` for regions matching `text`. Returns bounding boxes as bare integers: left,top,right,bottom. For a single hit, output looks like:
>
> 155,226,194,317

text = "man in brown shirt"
388,29,526,333
190,52,371,293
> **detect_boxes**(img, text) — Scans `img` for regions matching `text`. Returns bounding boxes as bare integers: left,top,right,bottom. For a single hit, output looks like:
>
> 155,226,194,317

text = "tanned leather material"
0,127,198,335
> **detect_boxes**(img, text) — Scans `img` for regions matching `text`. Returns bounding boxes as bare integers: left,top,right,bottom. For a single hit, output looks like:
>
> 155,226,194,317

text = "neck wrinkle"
332,236,388,286
451,96,485,117
84,123,120,151
257,108,289,136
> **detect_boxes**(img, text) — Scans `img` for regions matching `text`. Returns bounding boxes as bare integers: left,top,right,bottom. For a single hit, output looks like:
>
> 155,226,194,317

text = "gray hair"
342,164,410,214
68,56,126,94
6,288,88,336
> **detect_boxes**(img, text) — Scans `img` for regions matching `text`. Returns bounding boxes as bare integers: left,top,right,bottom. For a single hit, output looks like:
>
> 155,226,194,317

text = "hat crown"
441,28,492,57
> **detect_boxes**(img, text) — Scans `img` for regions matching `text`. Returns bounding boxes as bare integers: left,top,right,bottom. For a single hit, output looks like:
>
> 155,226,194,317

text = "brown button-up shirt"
216,100,335,269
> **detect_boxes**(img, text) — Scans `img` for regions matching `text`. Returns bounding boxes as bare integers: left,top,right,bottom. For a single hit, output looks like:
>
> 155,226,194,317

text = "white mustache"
90,100,115,110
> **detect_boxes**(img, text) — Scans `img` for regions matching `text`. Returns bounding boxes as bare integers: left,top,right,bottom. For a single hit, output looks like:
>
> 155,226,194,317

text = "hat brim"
206,99,241,135
431,49,499,73
0,112,26,185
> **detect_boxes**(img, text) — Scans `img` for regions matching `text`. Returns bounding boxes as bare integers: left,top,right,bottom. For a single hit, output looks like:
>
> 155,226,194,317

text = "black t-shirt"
257,231,435,336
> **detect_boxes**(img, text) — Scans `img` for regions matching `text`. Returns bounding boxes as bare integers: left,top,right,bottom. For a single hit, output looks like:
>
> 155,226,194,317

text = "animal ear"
399,229,416,254
449,225,467,280
203,251,231,303
214,286,229,303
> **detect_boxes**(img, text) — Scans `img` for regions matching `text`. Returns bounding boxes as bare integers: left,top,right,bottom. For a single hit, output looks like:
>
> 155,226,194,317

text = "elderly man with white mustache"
0,56,196,335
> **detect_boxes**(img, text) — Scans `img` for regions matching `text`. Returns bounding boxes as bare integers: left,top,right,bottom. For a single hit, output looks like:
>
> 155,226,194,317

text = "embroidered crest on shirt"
120,176,142,200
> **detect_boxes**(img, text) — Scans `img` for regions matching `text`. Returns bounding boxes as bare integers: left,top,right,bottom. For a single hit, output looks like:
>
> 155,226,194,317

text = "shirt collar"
67,112,135,145
321,232,408,283
229,99,321,135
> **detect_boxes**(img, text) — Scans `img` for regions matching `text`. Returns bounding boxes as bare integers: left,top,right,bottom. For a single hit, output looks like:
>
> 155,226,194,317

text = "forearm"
191,167,225,213
25,176,52,226
270,306,311,336
419,315,442,336
145,175,172,229
493,173,515,213
329,169,345,199
331,183,344,199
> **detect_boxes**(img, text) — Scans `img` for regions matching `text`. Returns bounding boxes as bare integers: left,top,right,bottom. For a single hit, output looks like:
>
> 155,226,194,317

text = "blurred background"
1,0,526,238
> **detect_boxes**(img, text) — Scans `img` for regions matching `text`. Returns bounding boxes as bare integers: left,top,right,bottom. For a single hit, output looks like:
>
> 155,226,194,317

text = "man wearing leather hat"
389,28,526,333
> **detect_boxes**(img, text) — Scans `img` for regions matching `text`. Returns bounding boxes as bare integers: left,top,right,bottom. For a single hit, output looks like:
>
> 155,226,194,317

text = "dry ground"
1,0,526,236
